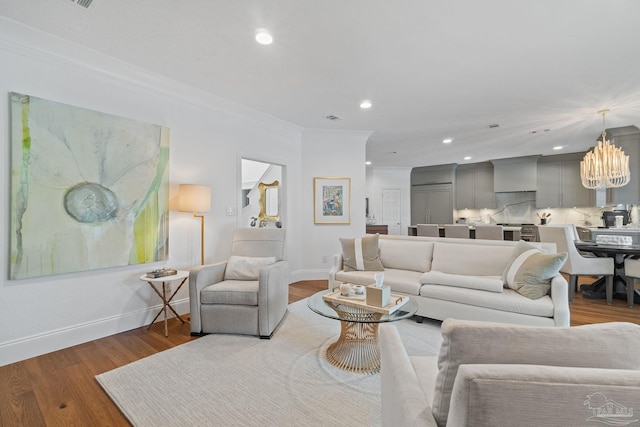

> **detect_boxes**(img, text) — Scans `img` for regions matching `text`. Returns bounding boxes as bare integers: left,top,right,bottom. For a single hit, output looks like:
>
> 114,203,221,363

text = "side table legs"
145,276,188,336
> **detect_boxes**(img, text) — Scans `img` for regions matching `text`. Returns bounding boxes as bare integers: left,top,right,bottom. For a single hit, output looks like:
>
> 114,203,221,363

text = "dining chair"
624,259,640,308
417,224,440,237
444,224,470,238
537,224,613,302
474,225,504,240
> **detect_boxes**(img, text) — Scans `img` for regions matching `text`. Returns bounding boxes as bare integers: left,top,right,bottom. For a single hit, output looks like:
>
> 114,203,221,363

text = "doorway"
382,188,402,235
241,159,284,228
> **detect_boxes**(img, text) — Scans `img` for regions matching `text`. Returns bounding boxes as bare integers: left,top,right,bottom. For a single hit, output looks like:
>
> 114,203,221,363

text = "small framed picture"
314,177,351,224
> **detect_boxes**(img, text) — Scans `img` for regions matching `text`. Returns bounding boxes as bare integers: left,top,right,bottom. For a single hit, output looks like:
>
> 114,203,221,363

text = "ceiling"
2,0,640,168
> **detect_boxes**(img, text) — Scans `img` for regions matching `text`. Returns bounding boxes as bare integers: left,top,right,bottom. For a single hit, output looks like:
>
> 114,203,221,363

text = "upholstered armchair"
189,228,288,338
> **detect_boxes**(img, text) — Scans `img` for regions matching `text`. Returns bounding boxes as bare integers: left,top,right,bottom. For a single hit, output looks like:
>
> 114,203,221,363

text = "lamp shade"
178,184,211,213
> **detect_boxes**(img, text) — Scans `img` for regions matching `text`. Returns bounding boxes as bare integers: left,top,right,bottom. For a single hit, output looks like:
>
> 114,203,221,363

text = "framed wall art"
9,92,170,279
314,177,351,224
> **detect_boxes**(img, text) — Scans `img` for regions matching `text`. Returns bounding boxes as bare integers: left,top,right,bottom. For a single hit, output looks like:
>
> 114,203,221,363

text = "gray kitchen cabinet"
455,163,495,209
606,128,640,204
536,153,595,208
411,184,453,225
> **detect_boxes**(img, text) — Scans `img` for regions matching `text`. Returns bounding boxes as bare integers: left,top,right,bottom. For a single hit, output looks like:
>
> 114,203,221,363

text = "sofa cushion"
430,242,514,276
336,268,423,295
223,255,276,280
419,285,554,317
379,239,434,272
431,319,640,427
420,271,503,293
340,234,384,272
507,251,568,299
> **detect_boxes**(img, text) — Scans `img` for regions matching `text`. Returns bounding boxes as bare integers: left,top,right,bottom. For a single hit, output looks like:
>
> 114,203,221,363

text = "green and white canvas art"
9,93,170,279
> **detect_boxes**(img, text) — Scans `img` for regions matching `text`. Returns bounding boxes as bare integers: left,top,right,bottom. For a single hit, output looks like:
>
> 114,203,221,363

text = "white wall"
296,129,371,281
366,167,412,235
0,19,352,365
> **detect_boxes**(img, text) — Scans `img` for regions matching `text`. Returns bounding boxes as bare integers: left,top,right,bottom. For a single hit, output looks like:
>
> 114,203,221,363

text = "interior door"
382,188,401,235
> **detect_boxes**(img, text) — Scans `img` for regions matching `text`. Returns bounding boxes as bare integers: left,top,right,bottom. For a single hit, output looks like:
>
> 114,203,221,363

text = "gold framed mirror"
258,180,279,222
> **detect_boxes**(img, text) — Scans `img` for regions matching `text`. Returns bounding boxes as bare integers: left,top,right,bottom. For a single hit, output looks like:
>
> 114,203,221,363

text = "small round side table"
139,270,189,336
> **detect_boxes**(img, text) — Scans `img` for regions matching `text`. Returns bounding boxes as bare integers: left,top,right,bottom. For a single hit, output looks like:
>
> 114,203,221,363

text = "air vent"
60,0,94,9
325,115,342,121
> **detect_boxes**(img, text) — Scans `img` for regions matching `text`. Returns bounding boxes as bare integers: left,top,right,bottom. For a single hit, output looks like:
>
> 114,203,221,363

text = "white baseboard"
0,298,190,367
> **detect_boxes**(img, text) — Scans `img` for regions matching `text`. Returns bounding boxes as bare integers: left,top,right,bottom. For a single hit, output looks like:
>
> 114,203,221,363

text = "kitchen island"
407,224,523,240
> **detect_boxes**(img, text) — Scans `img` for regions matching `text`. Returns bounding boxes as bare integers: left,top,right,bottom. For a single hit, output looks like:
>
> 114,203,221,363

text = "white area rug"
96,299,443,426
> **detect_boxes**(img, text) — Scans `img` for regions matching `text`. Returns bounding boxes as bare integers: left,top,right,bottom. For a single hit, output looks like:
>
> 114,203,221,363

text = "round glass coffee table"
307,289,417,374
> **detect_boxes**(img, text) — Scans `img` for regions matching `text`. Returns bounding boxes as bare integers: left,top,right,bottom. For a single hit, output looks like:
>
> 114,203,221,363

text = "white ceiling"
2,0,640,168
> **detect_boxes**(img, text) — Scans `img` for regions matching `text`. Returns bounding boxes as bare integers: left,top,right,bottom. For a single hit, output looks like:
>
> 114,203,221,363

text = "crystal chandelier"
580,109,630,189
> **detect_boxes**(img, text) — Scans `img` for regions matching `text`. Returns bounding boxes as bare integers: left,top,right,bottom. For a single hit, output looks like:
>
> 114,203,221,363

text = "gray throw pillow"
501,240,540,285
340,234,384,272
508,251,568,299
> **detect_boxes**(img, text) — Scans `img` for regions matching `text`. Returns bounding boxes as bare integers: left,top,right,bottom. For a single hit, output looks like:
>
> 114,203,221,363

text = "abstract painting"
314,177,351,224
9,93,170,279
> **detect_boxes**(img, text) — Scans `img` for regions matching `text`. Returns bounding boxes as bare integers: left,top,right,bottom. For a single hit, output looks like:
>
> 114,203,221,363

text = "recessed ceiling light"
553,146,563,150
255,29,273,45
365,161,372,165
360,100,372,109
464,156,472,160
443,138,453,144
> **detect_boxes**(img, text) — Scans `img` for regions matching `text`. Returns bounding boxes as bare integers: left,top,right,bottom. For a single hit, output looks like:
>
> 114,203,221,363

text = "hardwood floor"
1,278,638,426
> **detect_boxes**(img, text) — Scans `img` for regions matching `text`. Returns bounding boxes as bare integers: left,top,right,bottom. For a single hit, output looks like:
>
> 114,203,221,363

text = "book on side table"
145,268,178,278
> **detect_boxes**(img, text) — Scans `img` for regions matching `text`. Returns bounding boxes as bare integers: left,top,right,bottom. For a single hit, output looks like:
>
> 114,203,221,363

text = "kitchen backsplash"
455,193,638,227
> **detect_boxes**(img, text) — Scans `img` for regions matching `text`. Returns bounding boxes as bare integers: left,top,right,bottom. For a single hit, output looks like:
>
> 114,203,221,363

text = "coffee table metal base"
324,302,383,374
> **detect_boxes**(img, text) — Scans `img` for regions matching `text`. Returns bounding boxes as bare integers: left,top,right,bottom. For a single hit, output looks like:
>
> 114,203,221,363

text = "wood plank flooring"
1,279,638,426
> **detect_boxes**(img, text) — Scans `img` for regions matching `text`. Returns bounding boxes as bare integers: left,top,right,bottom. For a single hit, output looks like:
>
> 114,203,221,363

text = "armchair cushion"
432,319,640,427
200,280,259,305
340,234,384,272
223,255,276,280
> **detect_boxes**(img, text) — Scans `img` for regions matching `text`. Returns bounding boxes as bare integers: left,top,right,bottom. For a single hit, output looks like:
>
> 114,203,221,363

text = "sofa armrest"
379,324,438,427
257,260,289,337
549,274,570,327
328,253,344,291
189,262,227,333
447,363,640,427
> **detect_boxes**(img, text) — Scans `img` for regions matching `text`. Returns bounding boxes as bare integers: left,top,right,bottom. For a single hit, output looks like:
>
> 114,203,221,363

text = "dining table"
573,240,640,307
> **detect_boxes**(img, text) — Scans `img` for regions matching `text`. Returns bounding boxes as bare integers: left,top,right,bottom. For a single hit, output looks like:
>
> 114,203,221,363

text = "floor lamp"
178,184,211,265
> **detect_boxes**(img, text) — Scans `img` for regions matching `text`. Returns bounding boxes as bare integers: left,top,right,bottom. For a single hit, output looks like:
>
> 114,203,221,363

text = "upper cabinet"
606,127,640,205
455,162,495,209
536,153,595,208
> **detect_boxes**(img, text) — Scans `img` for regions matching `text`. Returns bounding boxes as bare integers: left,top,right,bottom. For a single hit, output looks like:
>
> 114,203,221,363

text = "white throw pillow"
224,255,276,280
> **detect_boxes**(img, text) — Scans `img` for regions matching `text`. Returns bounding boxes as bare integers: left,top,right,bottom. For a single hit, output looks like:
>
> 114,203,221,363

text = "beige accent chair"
444,224,470,238
189,228,288,338
380,319,640,427
538,224,613,302
624,258,640,308
474,224,503,240
417,224,440,237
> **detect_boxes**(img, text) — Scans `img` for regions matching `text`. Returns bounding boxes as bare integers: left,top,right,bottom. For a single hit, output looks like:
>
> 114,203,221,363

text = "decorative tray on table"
322,290,410,315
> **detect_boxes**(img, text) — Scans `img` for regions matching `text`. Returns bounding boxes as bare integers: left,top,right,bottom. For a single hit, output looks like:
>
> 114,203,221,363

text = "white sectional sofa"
329,234,569,327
